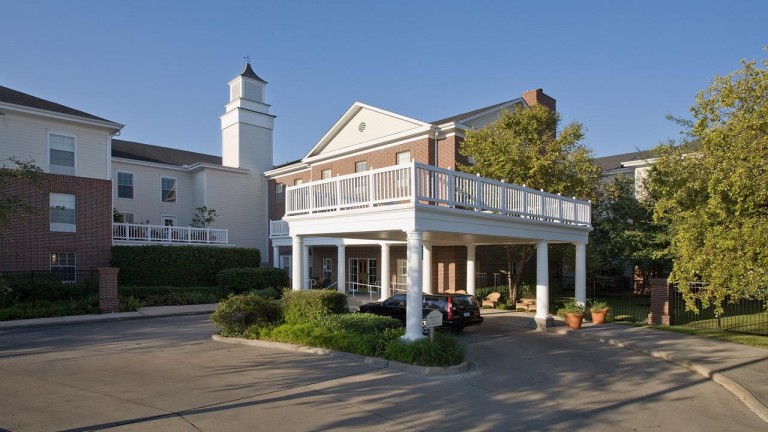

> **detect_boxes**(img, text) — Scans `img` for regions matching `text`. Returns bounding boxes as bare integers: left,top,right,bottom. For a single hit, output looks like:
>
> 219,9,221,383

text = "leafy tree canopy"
459,104,601,303
648,53,768,313
0,157,43,227
459,104,601,201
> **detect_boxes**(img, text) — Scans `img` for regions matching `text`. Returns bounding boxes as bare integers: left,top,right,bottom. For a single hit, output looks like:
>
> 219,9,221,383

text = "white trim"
302,125,432,164
115,171,135,200
112,157,249,174
0,101,124,133
160,176,177,203
303,102,430,160
264,163,311,177
47,130,77,175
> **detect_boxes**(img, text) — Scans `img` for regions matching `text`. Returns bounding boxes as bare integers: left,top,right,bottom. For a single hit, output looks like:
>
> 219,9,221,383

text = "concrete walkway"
1,304,766,423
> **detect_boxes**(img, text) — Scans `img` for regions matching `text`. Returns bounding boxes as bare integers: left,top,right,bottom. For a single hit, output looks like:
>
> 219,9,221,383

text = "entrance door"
161,215,176,226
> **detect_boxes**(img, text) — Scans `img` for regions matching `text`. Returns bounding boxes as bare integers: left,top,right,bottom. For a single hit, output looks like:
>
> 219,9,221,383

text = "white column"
575,242,587,306
535,240,551,324
291,236,303,291
404,230,425,341
302,244,310,289
466,244,476,296
380,243,391,300
422,241,432,294
272,245,279,269
337,244,346,293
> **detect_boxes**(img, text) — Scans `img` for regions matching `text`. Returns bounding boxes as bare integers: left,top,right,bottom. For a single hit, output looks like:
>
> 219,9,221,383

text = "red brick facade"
0,173,112,272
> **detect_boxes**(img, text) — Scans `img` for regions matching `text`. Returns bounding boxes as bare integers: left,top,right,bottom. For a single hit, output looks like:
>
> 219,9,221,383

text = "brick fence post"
648,278,671,325
98,267,120,313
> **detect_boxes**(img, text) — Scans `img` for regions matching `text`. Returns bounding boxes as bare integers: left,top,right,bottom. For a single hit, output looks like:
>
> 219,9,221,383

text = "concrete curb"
211,334,471,375
551,326,768,424
0,307,216,330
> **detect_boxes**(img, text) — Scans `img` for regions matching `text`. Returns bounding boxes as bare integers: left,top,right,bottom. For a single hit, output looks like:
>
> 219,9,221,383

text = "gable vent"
358,121,366,132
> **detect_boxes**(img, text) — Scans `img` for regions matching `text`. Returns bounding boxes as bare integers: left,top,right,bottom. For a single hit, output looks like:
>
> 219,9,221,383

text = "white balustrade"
285,162,591,226
112,223,228,245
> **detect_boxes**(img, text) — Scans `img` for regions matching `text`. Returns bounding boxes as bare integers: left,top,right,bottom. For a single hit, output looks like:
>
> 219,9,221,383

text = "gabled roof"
430,98,525,125
303,102,430,160
0,85,118,124
112,139,222,166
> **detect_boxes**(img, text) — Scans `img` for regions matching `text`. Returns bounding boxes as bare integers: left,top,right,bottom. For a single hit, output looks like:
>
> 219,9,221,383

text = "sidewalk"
554,322,768,423
1,304,766,423
0,303,218,330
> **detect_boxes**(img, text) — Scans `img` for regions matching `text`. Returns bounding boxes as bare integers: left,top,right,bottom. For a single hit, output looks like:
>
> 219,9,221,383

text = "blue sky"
3,1,766,165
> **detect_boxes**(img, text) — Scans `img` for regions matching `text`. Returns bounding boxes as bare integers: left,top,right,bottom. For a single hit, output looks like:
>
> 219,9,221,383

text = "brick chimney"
521,88,556,112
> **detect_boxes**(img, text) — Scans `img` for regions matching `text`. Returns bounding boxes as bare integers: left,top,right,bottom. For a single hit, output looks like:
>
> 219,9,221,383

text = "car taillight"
446,297,453,320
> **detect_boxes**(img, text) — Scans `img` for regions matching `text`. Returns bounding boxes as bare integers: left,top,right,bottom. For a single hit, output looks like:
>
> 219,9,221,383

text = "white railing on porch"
270,219,290,237
112,223,229,245
286,162,591,226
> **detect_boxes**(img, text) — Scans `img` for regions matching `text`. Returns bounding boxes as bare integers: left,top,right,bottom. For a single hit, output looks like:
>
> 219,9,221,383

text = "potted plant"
557,301,585,330
589,300,611,324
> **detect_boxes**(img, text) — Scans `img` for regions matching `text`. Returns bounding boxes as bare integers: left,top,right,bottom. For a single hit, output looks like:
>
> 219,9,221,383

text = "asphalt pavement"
0,302,766,428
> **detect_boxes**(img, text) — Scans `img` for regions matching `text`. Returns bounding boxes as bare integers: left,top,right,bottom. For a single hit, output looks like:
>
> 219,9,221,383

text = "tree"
588,173,670,286
191,206,218,228
459,105,602,304
0,157,43,227
647,53,768,314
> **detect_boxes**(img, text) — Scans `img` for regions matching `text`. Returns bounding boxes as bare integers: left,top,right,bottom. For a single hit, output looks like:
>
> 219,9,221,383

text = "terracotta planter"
591,308,610,324
565,312,584,330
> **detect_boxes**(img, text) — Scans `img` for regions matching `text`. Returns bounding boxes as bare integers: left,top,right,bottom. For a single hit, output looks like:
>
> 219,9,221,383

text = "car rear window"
452,295,479,307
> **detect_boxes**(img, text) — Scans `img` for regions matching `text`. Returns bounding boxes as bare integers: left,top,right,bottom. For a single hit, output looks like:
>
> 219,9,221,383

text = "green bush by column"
281,290,348,324
111,246,260,287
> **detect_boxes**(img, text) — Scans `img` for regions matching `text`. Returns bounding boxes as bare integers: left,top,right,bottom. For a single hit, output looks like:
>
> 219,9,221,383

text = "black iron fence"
672,288,767,336
548,276,651,323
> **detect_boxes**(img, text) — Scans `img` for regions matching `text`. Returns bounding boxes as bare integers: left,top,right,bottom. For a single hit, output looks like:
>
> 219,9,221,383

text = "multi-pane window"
117,172,134,199
50,193,76,232
396,151,411,165
275,183,285,203
49,133,75,174
51,252,76,283
355,161,368,173
161,177,176,203
396,259,408,288
321,169,332,179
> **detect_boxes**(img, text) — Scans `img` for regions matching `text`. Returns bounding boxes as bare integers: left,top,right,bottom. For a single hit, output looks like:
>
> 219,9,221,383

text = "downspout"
433,125,440,167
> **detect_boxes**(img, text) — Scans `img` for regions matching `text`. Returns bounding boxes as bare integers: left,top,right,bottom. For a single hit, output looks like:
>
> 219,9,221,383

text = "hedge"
211,294,284,337
281,290,348,324
217,267,289,294
111,246,261,286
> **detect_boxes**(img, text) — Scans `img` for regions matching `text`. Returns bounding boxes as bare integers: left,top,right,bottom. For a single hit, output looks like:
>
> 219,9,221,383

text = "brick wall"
0,173,112,272
521,88,557,112
648,278,672,325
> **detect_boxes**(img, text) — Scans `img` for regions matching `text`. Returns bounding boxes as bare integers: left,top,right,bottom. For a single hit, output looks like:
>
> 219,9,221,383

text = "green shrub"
320,313,403,334
249,287,281,300
211,294,284,337
112,246,261,287
217,267,289,294
382,332,465,367
0,296,100,321
281,290,348,324
118,286,228,307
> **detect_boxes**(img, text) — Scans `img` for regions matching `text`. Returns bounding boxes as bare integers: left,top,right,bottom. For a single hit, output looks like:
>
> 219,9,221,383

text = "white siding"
322,108,421,154
112,161,195,226
0,111,111,179
205,168,268,254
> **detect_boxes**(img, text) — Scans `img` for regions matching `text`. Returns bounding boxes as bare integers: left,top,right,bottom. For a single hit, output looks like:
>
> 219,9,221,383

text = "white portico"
282,162,592,340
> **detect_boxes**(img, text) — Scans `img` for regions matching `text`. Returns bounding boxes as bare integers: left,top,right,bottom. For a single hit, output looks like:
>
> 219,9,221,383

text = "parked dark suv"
358,293,483,334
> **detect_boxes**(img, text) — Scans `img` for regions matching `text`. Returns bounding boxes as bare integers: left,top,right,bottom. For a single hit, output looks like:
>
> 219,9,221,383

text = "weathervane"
243,55,251,64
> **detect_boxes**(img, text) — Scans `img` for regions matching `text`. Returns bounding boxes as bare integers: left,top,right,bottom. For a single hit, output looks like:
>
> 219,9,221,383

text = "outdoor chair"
515,296,536,311
482,292,501,308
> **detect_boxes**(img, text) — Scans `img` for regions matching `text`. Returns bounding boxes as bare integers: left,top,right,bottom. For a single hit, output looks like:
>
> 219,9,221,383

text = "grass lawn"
647,325,768,350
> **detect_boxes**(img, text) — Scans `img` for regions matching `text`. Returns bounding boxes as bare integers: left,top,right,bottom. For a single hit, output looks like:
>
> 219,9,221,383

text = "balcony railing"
270,219,290,238
112,223,229,245
285,162,591,226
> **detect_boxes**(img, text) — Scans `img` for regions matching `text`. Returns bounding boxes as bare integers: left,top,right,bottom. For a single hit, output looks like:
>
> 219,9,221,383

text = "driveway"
0,313,764,431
